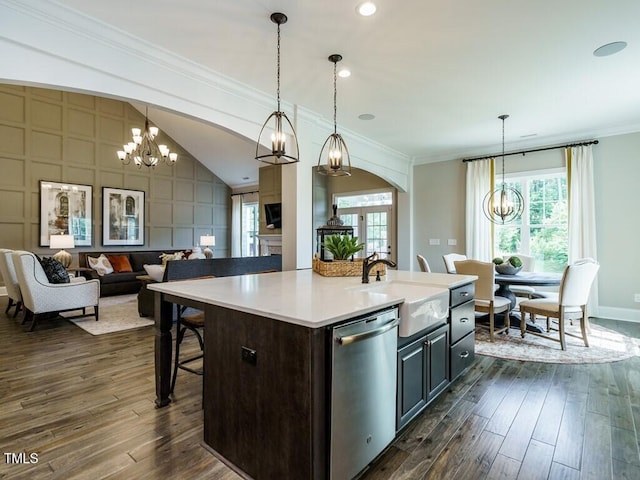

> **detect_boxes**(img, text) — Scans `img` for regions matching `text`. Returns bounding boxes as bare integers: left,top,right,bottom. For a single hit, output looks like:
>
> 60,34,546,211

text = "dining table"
493,271,563,332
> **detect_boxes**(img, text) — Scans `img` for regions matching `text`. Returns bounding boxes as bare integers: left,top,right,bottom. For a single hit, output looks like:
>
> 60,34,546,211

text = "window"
334,190,394,261
494,169,568,273
241,202,259,256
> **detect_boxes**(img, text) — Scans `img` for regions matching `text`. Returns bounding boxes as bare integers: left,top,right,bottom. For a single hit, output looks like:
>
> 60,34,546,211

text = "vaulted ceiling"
52,0,640,187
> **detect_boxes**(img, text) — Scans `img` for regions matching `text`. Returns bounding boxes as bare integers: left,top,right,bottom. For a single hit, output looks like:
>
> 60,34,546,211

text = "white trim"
0,286,7,296
598,306,640,323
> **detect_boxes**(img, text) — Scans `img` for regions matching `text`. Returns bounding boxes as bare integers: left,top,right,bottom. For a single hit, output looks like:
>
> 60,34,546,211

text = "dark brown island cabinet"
200,282,476,479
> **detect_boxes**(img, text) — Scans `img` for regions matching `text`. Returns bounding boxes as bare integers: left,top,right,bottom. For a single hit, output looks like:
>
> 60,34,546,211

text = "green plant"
507,256,522,268
492,257,505,265
324,234,364,260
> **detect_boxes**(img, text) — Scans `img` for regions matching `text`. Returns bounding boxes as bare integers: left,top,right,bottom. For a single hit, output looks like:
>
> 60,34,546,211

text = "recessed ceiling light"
338,68,351,78
357,2,377,17
358,113,375,120
593,41,627,57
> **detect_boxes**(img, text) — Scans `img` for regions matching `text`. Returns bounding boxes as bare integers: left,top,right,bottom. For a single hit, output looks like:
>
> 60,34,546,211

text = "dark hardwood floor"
1,296,639,480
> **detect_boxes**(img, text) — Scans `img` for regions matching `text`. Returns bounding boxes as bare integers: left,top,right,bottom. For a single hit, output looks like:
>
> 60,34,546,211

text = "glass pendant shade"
483,115,524,224
117,107,177,168
255,12,299,165
317,54,351,176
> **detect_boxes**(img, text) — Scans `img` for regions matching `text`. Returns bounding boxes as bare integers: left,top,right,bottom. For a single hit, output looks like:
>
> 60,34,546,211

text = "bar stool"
170,309,204,394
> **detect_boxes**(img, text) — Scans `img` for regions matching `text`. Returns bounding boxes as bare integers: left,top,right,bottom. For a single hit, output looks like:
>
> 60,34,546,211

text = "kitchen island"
149,269,475,479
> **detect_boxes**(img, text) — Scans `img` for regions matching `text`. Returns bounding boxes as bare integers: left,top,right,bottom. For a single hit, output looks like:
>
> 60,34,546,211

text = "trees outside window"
495,170,568,273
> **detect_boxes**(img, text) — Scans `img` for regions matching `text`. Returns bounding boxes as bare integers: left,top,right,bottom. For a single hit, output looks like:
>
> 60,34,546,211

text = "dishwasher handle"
336,319,399,346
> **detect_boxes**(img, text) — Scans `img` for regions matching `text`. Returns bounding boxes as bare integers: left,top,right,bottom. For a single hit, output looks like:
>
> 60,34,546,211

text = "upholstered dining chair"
0,248,23,318
443,253,467,274
416,254,431,273
518,258,600,350
12,251,100,331
502,253,536,298
454,259,510,342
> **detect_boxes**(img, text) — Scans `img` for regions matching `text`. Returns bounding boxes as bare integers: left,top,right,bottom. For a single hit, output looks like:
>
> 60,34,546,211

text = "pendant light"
317,54,351,176
255,12,299,165
482,114,524,224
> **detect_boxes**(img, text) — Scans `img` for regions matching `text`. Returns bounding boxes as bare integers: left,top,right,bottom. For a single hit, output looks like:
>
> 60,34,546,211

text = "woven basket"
312,257,386,277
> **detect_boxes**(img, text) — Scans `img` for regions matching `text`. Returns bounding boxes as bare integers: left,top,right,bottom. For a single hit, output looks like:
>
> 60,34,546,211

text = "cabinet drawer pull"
424,340,431,347
459,291,470,297
459,317,469,323
459,351,470,358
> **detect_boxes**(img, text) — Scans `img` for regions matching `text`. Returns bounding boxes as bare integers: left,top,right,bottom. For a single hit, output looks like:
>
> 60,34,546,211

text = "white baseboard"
0,286,7,296
598,306,640,323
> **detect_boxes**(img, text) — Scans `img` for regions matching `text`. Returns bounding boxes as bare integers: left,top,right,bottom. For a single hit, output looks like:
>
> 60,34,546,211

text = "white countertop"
148,269,476,328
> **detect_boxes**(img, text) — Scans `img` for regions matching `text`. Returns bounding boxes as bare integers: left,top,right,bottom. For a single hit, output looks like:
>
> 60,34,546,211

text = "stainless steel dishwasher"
330,307,399,480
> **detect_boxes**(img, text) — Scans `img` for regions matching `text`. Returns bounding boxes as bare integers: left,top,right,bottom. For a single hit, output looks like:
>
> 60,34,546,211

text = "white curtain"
566,145,599,315
231,194,242,257
465,158,493,261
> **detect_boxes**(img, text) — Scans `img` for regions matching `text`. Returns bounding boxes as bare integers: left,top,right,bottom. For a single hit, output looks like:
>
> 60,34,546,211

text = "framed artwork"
102,187,145,246
39,180,93,247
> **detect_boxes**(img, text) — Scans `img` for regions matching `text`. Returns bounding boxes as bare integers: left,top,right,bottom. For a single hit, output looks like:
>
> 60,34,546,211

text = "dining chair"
443,253,467,273
416,254,431,273
502,253,536,298
454,259,510,342
518,258,600,350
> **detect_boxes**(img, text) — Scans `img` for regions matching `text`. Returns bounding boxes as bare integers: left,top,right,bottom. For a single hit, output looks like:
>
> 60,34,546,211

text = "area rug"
64,294,154,335
475,321,640,364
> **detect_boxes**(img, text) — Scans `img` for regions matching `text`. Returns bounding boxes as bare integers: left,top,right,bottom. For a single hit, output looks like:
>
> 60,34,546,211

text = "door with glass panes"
335,191,394,262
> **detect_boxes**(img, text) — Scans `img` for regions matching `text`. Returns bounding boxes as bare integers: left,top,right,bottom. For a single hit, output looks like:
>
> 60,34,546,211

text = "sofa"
78,250,184,297
137,255,282,317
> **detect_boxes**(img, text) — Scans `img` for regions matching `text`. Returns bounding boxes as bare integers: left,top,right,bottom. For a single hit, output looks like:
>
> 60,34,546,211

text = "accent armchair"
12,251,100,331
0,248,22,317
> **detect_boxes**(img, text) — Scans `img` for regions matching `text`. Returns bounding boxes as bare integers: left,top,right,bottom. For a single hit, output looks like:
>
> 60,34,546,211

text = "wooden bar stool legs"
170,310,204,394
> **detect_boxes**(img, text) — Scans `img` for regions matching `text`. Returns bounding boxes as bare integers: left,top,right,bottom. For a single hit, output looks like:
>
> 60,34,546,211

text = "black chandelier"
255,12,299,165
317,54,351,176
482,114,524,224
117,107,177,168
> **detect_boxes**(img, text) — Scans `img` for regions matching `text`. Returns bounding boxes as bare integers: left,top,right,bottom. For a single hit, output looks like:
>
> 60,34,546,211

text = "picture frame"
102,187,145,246
39,180,93,247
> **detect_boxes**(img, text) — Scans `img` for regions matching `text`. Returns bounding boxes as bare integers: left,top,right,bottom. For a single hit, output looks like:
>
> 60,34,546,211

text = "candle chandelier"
117,107,177,168
317,54,351,176
482,114,524,224
255,12,300,165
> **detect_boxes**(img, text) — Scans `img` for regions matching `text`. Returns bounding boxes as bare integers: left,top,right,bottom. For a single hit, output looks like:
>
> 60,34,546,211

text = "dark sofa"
78,250,183,297
137,255,282,317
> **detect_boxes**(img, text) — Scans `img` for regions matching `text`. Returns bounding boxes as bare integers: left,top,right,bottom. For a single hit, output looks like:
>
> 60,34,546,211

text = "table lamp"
50,234,75,268
200,235,216,259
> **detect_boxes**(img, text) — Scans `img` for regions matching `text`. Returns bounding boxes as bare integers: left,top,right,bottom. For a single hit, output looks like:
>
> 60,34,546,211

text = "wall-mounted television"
264,203,282,229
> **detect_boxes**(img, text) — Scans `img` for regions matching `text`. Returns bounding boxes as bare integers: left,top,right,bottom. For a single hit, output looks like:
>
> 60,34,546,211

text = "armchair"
12,251,100,331
0,248,22,317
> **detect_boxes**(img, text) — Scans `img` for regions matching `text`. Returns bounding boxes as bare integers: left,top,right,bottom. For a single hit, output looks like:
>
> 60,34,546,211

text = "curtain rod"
462,139,599,163
231,190,259,197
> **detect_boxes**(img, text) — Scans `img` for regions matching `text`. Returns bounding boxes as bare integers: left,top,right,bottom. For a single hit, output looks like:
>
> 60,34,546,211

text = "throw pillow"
107,254,133,273
143,264,166,282
87,254,114,276
159,252,185,265
39,257,70,284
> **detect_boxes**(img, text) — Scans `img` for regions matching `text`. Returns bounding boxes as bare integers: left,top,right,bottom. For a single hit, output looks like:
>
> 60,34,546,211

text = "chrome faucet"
362,252,397,283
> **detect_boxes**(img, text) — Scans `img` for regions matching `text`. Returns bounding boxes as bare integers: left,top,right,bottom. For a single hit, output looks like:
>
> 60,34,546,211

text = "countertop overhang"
148,269,476,328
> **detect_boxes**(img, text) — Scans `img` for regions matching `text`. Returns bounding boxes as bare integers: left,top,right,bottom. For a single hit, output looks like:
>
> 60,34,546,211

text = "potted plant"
324,234,364,261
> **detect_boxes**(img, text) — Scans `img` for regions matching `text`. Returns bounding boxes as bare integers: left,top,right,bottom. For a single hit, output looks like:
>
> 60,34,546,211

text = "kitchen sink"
352,281,450,337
